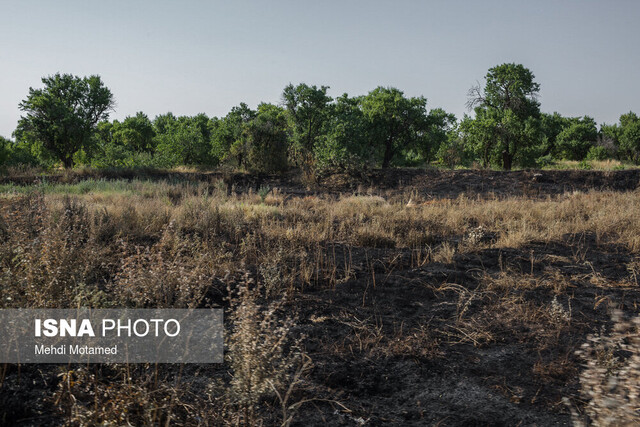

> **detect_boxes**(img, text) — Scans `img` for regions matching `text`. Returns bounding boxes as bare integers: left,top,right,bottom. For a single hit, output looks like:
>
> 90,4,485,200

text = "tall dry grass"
3,184,640,309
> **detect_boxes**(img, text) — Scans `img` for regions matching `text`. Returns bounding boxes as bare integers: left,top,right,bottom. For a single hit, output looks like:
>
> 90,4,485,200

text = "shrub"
111,225,215,308
536,153,555,168
586,146,611,161
5,195,105,307
578,159,592,170
556,120,598,161
245,104,289,173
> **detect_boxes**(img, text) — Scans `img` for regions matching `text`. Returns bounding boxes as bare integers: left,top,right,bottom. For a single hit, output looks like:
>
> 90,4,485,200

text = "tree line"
2,63,640,174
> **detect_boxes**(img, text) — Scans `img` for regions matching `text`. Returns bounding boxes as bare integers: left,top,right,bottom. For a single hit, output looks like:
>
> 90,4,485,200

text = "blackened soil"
322,168,640,199
290,234,639,426
3,167,640,200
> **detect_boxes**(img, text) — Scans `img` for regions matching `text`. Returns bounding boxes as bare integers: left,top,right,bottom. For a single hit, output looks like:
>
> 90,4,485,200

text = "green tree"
154,114,215,166
114,112,156,153
458,112,499,167
314,94,372,173
282,83,332,170
618,112,640,163
0,135,40,167
0,136,10,166
360,86,429,168
540,112,570,156
466,63,541,170
436,126,473,169
16,73,114,168
555,116,598,160
210,103,256,168
418,108,457,163
153,112,177,135
245,103,289,173
600,123,620,145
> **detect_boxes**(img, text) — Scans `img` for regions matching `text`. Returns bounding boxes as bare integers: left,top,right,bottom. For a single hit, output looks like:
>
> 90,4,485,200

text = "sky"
1,0,639,138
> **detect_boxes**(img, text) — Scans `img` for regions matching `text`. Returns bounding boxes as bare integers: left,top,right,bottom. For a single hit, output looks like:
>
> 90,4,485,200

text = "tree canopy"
465,63,541,169
282,83,332,170
6,70,639,172
555,116,597,161
361,87,430,168
16,73,114,168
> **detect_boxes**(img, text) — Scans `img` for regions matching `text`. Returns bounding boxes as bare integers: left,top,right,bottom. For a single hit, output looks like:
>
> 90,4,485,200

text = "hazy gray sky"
1,0,639,138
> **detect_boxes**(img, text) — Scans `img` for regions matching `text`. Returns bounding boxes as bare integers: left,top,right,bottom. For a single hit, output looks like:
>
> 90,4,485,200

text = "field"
1,168,640,426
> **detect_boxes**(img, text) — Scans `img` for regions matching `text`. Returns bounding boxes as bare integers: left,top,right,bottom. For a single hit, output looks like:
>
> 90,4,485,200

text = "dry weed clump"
569,311,640,426
111,225,221,308
2,195,107,307
52,365,222,426
226,276,309,426
434,272,575,350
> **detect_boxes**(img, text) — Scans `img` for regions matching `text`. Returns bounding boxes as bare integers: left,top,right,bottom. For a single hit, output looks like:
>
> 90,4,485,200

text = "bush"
435,134,471,169
1,138,42,167
578,159,592,170
0,136,9,166
536,154,555,168
89,142,156,168
245,104,289,173
586,145,611,161
556,120,598,161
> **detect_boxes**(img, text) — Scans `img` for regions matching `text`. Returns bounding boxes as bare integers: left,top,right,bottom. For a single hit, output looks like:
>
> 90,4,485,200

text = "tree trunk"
382,138,394,168
62,156,74,169
502,149,513,171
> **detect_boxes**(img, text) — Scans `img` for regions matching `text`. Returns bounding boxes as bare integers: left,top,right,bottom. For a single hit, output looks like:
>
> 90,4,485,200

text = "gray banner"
0,309,223,363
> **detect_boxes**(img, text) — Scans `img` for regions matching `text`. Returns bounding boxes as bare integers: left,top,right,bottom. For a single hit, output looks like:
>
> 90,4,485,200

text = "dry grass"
2,178,640,424
545,159,633,171
4,183,640,285
225,276,307,426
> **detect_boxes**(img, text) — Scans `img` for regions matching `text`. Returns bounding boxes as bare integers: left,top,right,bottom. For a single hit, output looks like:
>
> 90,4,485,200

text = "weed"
569,311,640,426
226,276,308,426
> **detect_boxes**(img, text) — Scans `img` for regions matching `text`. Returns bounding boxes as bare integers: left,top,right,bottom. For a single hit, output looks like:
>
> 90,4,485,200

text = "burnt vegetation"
1,168,640,425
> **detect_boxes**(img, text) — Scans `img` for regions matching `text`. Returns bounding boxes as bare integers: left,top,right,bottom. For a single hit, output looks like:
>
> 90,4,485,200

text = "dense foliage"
3,67,639,173
15,73,114,168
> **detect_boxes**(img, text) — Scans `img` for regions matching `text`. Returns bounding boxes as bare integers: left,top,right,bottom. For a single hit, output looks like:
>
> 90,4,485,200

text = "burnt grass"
4,166,640,199
2,168,640,426
295,236,634,426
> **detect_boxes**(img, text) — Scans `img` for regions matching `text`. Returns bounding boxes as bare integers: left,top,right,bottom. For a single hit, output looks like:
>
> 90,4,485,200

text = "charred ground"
1,168,639,426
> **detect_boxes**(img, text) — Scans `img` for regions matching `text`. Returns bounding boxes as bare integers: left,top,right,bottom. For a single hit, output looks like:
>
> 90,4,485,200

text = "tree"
314,93,372,173
0,136,10,166
466,63,541,170
618,112,640,163
458,112,499,167
540,112,569,156
16,73,114,168
153,114,215,167
419,108,457,163
153,112,177,135
210,103,256,168
436,125,473,169
360,87,429,168
555,116,597,160
245,103,289,173
282,83,332,170
114,112,156,153
597,112,640,163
